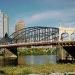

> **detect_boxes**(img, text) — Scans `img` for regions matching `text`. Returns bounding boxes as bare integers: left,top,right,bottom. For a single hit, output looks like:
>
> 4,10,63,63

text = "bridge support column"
63,46,75,63
7,47,18,66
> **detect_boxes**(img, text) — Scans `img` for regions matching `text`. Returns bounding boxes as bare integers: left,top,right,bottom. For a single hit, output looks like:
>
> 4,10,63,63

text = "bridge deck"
0,41,75,48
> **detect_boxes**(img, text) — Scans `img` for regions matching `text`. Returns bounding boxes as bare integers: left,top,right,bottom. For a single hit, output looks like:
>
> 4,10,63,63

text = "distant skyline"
0,0,75,34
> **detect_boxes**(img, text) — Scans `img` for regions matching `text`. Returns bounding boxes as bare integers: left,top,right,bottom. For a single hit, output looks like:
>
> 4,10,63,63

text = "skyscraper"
14,20,25,42
0,10,9,37
15,20,25,32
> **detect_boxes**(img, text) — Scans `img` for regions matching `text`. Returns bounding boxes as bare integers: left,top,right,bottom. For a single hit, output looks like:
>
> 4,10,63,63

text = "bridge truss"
9,26,59,43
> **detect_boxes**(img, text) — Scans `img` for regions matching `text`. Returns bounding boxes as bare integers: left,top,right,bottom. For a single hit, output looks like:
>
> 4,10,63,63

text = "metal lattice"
0,26,59,44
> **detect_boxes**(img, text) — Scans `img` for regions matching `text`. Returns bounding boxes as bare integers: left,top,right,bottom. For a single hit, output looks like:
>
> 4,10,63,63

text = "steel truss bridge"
0,26,75,65
10,26,59,43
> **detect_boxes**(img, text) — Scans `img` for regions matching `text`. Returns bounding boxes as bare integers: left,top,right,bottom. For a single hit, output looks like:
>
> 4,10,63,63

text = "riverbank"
1,64,75,75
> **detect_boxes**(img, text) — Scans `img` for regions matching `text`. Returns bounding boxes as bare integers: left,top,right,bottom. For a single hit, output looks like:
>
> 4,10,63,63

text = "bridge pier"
7,47,18,66
59,46,75,63
63,46,75,59
0,47,18,66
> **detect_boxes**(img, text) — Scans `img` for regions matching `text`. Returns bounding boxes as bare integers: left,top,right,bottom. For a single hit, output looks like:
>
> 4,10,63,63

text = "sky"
0,0,75,34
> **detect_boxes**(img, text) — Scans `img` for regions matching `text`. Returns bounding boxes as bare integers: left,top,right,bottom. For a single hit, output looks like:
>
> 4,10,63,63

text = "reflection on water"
24,55,57,64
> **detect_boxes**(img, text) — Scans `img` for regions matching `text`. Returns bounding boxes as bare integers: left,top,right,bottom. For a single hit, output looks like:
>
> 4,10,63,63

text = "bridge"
0,41,75,48
0,26,75,65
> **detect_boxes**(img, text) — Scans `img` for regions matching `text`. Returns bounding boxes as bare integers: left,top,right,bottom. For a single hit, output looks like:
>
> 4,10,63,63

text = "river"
24,55,57,65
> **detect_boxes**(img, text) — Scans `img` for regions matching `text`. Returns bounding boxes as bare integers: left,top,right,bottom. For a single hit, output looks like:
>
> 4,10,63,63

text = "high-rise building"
14,20,25,42
0,10,9,37
15,20,25,32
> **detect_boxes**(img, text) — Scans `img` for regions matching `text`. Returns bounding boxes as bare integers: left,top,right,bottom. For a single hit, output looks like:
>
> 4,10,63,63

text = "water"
24,55,57,64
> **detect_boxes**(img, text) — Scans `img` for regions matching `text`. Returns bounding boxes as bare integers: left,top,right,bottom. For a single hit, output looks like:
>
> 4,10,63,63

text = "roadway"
0,41,75,48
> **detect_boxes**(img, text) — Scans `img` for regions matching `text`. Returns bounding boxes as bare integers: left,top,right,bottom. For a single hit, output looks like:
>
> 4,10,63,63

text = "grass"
1,64,75,75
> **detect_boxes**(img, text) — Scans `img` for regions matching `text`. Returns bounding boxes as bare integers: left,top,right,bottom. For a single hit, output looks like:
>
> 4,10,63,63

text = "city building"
0,10,9,38
15,20,25,32
14,20,25,42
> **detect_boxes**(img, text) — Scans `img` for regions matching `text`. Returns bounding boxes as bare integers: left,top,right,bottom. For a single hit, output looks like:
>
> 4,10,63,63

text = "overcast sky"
0,0,75,34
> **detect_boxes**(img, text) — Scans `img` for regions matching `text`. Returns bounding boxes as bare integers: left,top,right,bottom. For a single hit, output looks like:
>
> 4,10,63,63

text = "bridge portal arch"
61,33,69,41
59,26,75,41
71,33,75,41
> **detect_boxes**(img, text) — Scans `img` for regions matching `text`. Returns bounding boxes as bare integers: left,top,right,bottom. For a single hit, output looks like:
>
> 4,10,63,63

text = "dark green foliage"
19,48,57,56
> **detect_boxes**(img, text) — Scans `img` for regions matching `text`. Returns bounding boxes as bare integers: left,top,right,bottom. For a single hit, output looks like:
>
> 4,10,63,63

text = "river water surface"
24,55,57,64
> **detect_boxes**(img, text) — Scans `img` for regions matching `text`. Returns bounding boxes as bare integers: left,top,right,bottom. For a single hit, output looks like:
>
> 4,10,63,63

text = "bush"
18,48,57,56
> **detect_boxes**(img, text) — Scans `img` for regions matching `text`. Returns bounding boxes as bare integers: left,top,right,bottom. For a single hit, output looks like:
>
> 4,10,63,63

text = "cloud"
25,8,75,26
26,11,62,23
